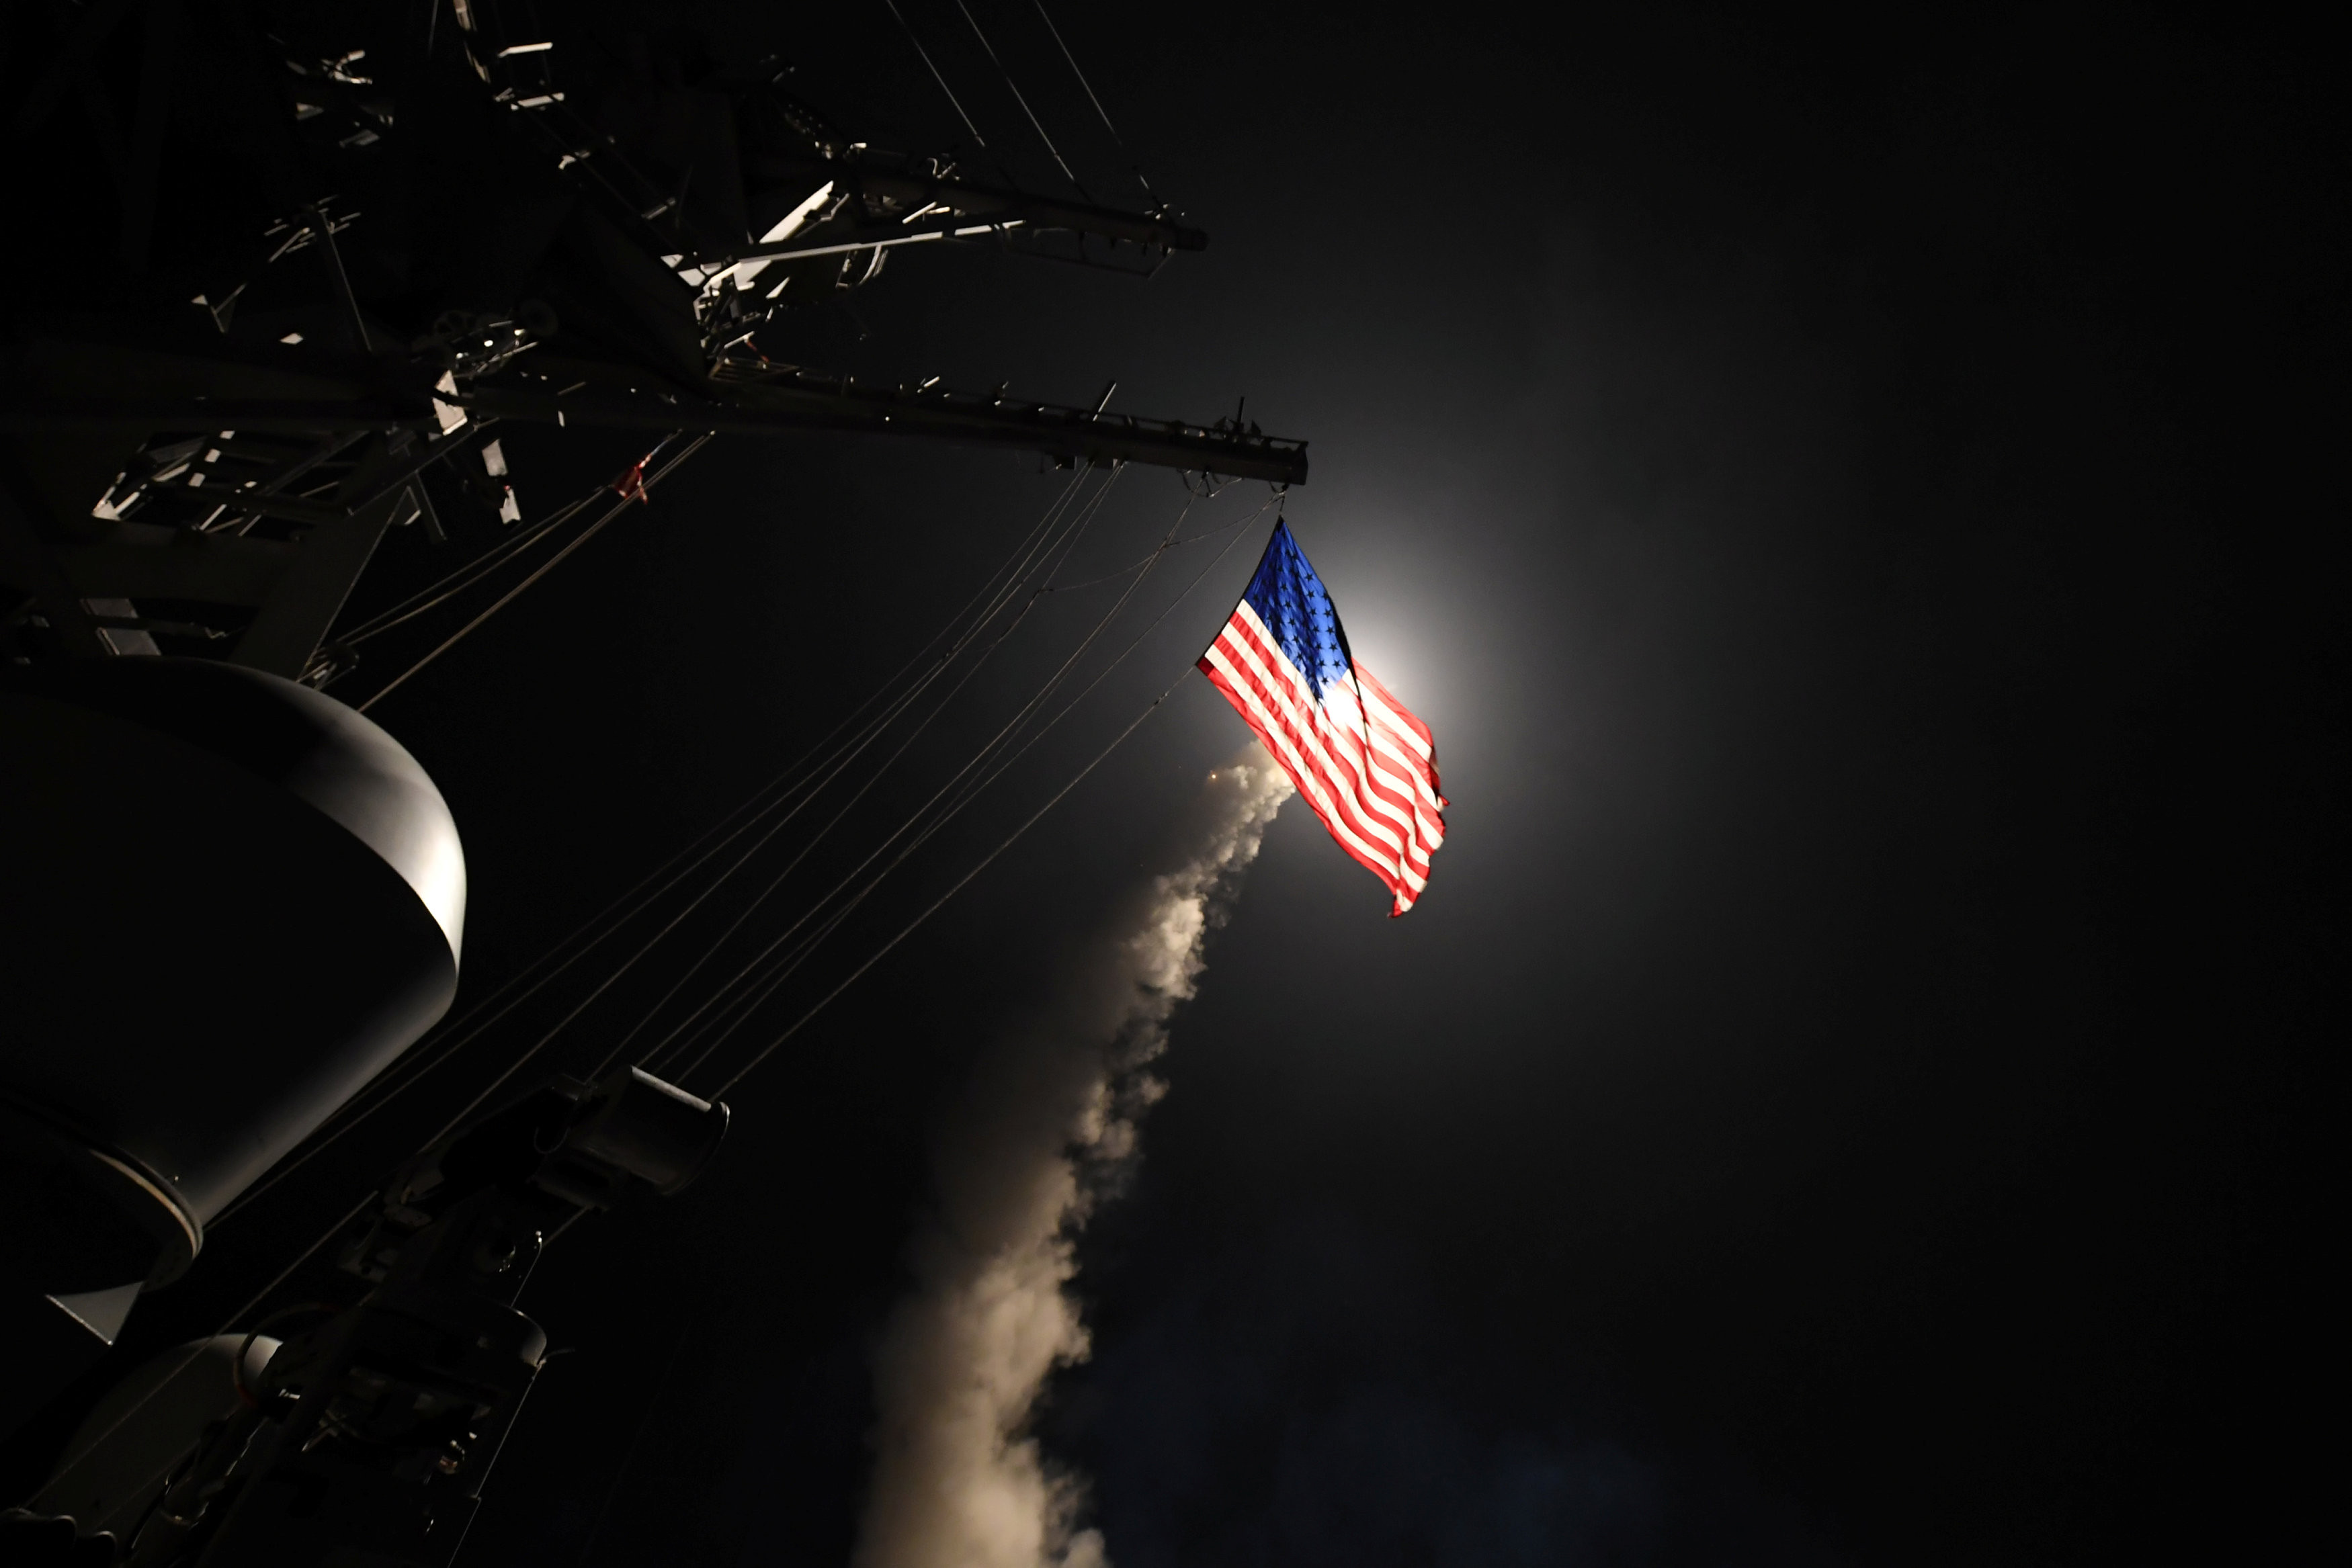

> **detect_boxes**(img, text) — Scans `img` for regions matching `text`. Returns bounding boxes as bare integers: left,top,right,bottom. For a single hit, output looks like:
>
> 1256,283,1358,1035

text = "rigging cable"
519,462,1118,1095
923,492,1273,821
624,466,1140,1075
652,490,1257,1080
640,471,1180,1077
589,466,1128,1078
572,1315,698,1567
673,493,1270,1090
355,435,712,713
1039,507,1260,593
664,490,1273,1087
366,464,1118,1155
1030,0,1157,203
674,494,1269,1088
710,661,1202,1099
214,463,1104,1224
334,488,601,646
880,0,989,150
955,0,1089,198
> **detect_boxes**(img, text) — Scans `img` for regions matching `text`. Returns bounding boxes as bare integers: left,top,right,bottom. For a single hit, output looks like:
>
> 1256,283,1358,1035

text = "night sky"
69,6,2339,1565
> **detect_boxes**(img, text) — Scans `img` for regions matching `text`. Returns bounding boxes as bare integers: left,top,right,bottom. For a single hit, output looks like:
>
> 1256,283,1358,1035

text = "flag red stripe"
1222,609,1423,850
1202,635,1411,889
1209,619,1417,882
1223,611,1435,871
1198,655,1419,904
1201,634,1415,891
1354,662,1446,837
1230,631,1443,901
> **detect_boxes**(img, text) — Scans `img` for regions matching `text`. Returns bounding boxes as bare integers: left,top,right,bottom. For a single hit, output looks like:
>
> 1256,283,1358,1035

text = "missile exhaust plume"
852,744,1294,1568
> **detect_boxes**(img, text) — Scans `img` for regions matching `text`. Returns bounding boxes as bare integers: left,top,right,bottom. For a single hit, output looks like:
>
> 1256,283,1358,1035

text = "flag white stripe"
1231,615,1431,861
1208,623,1432,896
1215,617,1416,869
1204,634,1421,889
1226,606,1422,846
1204,635,1414,885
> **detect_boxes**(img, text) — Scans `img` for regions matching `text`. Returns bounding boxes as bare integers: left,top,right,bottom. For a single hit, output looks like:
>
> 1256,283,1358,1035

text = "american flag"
1198,521,1447,915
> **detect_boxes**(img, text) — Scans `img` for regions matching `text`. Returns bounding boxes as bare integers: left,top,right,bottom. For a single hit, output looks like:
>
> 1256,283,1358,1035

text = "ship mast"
1,9,1304,1553
0,5,1304,685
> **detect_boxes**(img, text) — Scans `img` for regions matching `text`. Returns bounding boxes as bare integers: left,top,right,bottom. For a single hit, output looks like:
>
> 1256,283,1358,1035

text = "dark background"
79,5,2347,1565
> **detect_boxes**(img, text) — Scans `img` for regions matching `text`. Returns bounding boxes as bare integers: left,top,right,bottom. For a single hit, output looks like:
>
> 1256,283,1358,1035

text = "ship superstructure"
0,5,1302,1562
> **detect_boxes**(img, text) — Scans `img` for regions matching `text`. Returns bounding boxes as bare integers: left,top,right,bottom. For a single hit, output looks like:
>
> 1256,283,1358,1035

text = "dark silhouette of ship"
0,5,1302,1561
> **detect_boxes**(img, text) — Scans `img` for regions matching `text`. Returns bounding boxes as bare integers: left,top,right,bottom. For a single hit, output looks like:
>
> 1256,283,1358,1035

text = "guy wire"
640,468,1165,1075
670,487,1272,1088
405,464,1114,1151
956,0,1089,198
334,484,601,646
709,660,1201,1098
595,470,1122,1077
1031,0,1157,202
538,472,1091,1100
626,465,1134,1074
358,435,712,713
217,463,1100,1223
881,0,989,149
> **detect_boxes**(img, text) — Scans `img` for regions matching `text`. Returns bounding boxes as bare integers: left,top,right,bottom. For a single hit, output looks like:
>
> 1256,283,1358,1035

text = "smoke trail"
853,744,1294,1568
